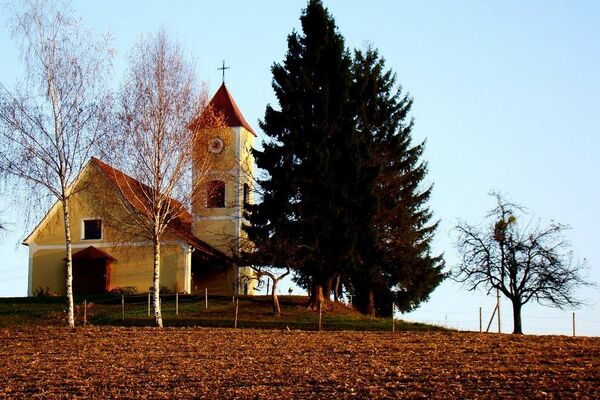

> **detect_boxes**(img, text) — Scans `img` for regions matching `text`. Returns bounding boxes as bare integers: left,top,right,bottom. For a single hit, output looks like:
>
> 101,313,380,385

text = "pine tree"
246,0,359,308
349,48,445,315
247,2,445,315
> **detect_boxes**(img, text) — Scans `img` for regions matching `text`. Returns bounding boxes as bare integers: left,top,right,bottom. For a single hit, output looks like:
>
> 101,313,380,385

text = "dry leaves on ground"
0,327,598,399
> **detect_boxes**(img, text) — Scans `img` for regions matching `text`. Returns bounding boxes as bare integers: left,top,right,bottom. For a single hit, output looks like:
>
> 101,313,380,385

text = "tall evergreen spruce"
350,49,445,315
246,0,360,308
247,1,445,315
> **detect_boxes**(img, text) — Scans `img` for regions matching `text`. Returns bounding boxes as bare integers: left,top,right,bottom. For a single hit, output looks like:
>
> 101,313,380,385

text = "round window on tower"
209,137,224,154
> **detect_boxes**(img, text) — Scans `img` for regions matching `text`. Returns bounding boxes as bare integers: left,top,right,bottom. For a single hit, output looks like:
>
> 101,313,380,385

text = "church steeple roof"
191,83,256,136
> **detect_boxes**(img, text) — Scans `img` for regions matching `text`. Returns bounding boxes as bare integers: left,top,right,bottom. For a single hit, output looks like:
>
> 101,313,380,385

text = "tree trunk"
366,287,376,317
62,198,75,328
307,283,325,310
333,274,340,302
272,278,281,316
512,300,523,334
323,276,333,302
153,238,163,328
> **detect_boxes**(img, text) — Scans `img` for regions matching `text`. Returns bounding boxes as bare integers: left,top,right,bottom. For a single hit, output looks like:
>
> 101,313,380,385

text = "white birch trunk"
62,198,75,328
152,238,163,328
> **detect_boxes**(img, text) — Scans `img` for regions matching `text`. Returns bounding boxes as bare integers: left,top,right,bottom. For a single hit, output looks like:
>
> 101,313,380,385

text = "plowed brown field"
0,327,598,399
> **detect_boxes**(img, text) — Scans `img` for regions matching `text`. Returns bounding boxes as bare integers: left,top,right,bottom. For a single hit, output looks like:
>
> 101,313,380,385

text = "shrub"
33,286,59,297
109,286,138,296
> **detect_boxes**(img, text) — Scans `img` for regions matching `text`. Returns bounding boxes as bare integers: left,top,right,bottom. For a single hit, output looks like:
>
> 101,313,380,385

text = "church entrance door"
73,259,108,295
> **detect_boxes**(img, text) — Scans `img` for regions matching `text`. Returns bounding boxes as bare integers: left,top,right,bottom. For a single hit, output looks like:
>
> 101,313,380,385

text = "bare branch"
0,0,113,327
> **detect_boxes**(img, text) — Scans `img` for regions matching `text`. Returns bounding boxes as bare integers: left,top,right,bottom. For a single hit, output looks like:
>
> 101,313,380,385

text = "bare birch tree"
0,0,113,327
112,30,224,328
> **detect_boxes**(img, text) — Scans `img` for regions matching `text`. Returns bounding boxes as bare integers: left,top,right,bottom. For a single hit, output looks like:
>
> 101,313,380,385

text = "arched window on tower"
207,180,225,208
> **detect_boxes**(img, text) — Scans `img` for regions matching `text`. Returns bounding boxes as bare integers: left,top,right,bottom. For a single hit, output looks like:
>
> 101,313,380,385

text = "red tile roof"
91,157,227,259
190,83,256,136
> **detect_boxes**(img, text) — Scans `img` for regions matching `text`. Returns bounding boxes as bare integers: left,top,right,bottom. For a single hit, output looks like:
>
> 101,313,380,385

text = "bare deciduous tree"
238,235,299,315
0,0,113,327
454,193,591,334
242,266,290,315
111,30,224,328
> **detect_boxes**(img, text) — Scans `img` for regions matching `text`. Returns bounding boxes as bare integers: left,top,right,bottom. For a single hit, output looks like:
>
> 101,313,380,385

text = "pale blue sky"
1,1,598,335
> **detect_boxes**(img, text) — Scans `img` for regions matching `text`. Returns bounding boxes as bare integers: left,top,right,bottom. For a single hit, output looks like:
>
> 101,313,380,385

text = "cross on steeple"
218,60,230,84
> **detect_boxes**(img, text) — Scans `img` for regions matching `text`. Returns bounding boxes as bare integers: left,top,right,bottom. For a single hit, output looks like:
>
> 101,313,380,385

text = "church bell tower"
190,83,256,258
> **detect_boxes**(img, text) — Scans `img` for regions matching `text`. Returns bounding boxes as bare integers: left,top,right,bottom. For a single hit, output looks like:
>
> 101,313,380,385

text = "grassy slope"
0,294,443,331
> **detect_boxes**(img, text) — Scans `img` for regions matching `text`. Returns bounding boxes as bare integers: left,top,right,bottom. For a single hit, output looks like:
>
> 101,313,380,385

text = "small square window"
83,219,102,240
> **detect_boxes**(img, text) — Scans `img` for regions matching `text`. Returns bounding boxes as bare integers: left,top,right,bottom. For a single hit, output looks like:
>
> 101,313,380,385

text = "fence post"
83,299,87,326
485,304,498,333
318,302,322,332
234,298,239,328
496,288,501,334
121,294,125,321
479,307,482,333
147,292,150,316
392,302,395,332
572,312,576,337
205,287,208,310
176,292,179,316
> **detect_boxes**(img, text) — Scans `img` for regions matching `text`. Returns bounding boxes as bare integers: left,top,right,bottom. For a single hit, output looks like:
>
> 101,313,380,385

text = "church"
23,84,256,297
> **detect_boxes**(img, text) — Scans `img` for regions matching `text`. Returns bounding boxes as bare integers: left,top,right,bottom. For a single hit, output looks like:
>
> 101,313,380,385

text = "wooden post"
392,302,395,332
479,307,482,333
83,299,87,326
318,302,322,332
147,292,150,316
176,292,179,316
121,294,125,321
485,304,498,333
234,298,239,328
205,287,208,310
266,278,270,296
496,288,501,334
572,312,576,337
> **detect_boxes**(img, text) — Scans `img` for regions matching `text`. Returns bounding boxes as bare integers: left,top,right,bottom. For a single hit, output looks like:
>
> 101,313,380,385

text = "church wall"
195,219,236,254
30,248,65,296
191,265,236,295
106,244,184,294
29,243,187,296
27,167,149,247
26,164,189,296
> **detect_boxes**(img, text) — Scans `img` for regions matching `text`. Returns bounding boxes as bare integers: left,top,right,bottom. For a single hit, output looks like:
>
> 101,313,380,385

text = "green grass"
0,294,445,331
